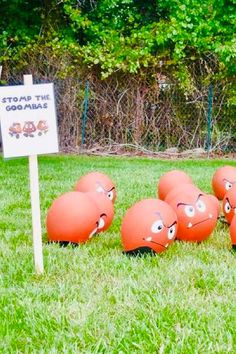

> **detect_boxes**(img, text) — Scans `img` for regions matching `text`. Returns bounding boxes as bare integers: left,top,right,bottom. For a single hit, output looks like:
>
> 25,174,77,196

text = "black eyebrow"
177,202,189,207
96,181,115,193
154,212,176,228
177,193,204,208
100,213,107,218
226,197,232,208
167,220,177,228
196,193,204,201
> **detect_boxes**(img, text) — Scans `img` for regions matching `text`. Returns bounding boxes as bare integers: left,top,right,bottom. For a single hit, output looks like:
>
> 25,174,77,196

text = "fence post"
81,81,90,146
206,83,213,156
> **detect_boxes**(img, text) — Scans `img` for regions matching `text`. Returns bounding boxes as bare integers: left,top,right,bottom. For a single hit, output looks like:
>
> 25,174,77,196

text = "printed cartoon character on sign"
121,199,178,255
9,123,22,138
37,120,48,135
23,121,36,137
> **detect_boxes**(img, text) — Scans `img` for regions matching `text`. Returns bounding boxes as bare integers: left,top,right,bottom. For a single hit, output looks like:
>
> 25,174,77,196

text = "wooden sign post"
24,75,44,274
0,75,59,274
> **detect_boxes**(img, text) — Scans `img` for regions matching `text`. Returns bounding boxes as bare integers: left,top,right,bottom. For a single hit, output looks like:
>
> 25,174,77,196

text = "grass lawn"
1,154,236,353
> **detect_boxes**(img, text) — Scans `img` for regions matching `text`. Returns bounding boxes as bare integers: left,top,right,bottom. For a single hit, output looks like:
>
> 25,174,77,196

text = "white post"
24,74,44,274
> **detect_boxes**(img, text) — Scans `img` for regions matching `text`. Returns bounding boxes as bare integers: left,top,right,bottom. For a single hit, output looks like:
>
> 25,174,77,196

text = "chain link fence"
1,71,235,156
55,75,234,156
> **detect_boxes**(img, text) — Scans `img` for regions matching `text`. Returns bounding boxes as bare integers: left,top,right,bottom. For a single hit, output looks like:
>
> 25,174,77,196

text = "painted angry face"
121,199,178,254
168,191,217,242
223,184,236,224
75,172,116,203
95,181,115,202
212,166,236,200
86,192,114,233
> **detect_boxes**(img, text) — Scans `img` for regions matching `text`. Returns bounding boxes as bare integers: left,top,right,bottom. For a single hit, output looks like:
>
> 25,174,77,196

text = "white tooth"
165,243,169,248
209,213,213,218
89,227,97,239
234,209,236,214
145,236,152,242
98,218,105,229
188,222,192,228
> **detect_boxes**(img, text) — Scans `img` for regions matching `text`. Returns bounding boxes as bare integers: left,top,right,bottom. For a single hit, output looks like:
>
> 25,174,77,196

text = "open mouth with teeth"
142,237,168,249
98,213,107,230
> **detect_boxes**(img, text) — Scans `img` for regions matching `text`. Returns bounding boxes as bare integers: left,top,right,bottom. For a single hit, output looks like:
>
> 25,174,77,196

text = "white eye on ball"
168,225,176,239
224,201,231,214
151,220,164,233
196,199,206,213
184,205,195,217
107,190,114,200
225,181,232,191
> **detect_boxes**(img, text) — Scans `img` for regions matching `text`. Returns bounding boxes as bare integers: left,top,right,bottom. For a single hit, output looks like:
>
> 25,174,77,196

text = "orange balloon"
86,192,114,233
230,215,236,248
158,170,193,200
75,172,116,203
46,192,100,243
121,199,178,254
168,189,217,242
222,184,236,224
212,166,236,200
165,183,200,204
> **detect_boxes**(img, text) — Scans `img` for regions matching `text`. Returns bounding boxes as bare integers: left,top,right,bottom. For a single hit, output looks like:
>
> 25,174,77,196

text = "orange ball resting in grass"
168,189,218,242
212,165,236,200
223,184,236,224
121,199,178,255
75,172,116,203
158,170,193,200
230,215,236,250
46,192,100,243
86,192,114,233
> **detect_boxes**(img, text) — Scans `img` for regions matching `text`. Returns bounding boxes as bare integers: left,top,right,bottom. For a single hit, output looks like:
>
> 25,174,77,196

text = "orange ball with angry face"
75,172,116,203
212,165,236,200
223,184,236,224
121,199,178,254
168,190,218,242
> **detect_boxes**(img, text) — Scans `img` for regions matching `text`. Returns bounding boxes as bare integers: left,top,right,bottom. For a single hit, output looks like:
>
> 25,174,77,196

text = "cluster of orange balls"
46,172,116,245
46,165,236,254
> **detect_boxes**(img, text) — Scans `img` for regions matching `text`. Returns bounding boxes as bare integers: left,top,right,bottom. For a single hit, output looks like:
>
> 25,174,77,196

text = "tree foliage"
0,0,235,86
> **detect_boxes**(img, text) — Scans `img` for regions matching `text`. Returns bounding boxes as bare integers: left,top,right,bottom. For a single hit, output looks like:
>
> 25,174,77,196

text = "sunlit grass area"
1,155,236,353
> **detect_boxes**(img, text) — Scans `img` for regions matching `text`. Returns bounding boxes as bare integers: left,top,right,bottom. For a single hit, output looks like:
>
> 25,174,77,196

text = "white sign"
0,83,59,158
